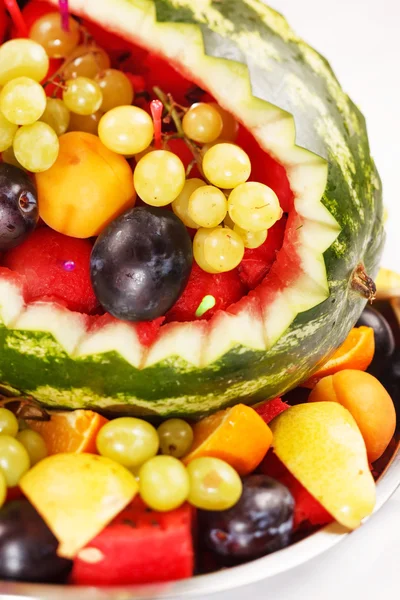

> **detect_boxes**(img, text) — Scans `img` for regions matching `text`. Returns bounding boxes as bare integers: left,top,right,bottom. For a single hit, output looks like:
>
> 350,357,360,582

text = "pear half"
20,453,138,558
270,402,376,530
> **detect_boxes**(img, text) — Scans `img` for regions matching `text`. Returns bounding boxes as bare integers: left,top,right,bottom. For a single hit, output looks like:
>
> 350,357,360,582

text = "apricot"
36,132,136,238
309,370,396,463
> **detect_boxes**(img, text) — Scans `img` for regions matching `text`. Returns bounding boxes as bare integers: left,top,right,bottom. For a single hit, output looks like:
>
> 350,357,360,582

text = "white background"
200,1,400,599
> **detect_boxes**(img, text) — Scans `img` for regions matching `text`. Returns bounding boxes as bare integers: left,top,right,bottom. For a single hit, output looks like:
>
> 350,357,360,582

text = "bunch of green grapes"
0,407,48,508
96,417,242,512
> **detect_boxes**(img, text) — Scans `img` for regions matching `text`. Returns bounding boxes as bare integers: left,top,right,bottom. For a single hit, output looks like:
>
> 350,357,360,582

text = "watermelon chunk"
71,497,194,585
260,452,333,529
254,397,289,423
238,217,287,289
166,263,246,322
4,228,98,314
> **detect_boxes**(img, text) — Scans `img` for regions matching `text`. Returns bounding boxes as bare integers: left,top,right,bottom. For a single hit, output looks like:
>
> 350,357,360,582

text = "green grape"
63,77,103,116
182,103,223,144
0,77,46,125
29,12,80,58
0,112,18,152
193,226,244,273
98,105,153,155
68,110,103,135
139,456,190,511
96,417,159,469
13,122,59,173
188,185,228,228
16,430,48,466
0,39,49,85
191,228,218,273
0,408,18,437
1,145,24,170
233,225,268,249
0,435,30,487
0,471,6,509
172,178,206,229
187,456,242,510
202,143,251,189
94,69,134,113
228,182,282,232
134,150,186,206
209,103,239,142
62,45,111,80
41,98,70,136
157,419,194,458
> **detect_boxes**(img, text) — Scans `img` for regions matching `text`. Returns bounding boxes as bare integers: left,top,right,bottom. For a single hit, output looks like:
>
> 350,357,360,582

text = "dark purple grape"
0,163,38,250
0,500,72,582
90,206,193,321
356,306,395,376
380,348,400,412
199,475,294,561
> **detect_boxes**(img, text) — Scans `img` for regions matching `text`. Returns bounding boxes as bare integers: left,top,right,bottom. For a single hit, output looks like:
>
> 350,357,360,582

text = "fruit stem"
150,100,163,150
4,0,28,37
153,86,206,177
58,0,70,32
42,46,102,88
351,263,377,302
0,396,50,421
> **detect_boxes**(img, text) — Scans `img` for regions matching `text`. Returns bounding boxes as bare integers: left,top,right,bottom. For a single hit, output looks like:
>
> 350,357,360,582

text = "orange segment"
29,410,108,454
182,404,272,475
302,326,375,389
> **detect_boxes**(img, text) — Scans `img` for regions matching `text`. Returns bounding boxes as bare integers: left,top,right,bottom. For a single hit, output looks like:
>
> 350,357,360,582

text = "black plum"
357,306,395,376
380,348,400,412
0,163,38,250
199,475,294,560
0,500,72,582
90,206,193,321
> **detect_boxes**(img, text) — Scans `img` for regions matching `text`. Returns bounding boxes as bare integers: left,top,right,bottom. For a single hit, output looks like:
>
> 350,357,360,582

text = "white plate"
0,437,398,600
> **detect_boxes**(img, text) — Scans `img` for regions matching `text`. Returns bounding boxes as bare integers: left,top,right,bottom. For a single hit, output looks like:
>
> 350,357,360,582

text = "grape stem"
42,40,100,90
153,86,206,178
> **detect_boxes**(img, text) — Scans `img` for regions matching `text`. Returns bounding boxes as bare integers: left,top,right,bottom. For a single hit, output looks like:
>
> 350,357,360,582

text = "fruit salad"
0,0,395,589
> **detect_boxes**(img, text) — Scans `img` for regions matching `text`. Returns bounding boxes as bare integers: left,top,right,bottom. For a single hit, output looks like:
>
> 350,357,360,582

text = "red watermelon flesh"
71,497,194,585
166,263,246,323
13,1,53,36
260,452,334,529
0,0,9,43
254,397,289,423
4,228,98,314
238,216,287,289
236,125,294,213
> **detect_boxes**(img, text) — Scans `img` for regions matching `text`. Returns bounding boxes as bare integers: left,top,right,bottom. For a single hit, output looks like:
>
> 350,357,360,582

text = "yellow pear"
270,402,376,530
20,453,138,558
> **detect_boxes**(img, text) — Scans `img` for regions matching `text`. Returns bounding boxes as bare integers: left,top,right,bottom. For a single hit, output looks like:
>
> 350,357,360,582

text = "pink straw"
150,100,163,149
58,0,70,32
4,0,28,37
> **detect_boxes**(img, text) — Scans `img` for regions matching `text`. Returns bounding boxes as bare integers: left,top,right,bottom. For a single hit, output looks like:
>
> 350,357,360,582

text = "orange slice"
302,326,375,389
182,404,272,475
29,409,108,454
